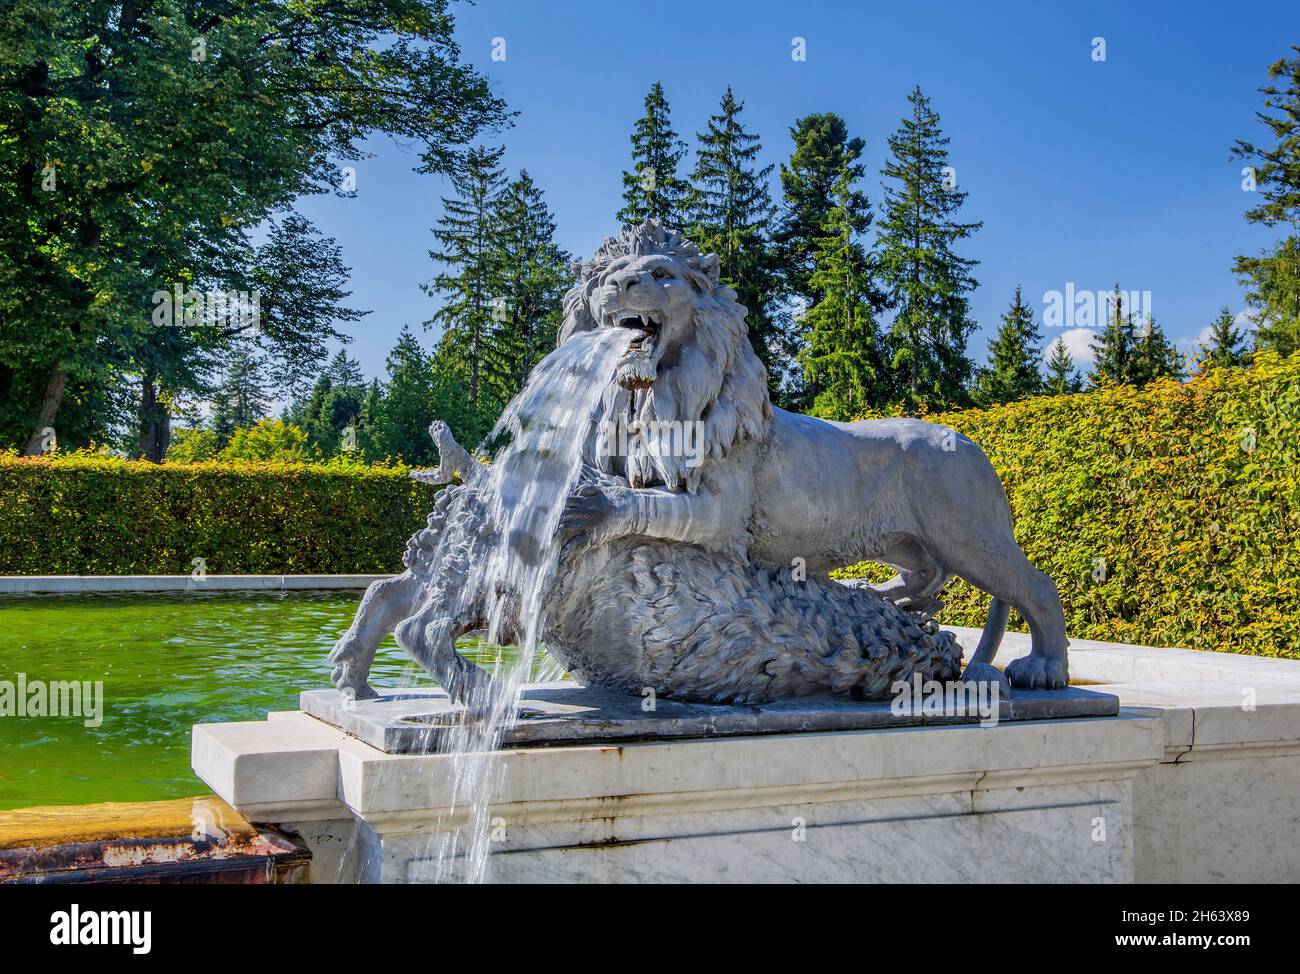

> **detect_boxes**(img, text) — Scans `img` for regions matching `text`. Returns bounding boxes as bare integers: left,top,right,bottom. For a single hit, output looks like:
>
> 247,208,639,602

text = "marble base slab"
300,682,1120,754
193,636,1300,883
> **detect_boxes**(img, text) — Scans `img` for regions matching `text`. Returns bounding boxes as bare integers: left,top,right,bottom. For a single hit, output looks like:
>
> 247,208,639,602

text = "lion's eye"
652,268,670,281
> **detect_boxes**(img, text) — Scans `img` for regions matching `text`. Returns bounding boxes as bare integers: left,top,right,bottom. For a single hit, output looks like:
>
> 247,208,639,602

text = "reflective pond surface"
0,591,555,810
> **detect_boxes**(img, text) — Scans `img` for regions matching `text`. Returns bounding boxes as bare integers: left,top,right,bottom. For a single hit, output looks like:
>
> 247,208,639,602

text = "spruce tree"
355,379,384,461
776,114,869,302
617,83,688,228
424,145,507,408
971,287,1044,406
1231,46,1300,354
686,87,781,383
209,348,270,440
300,350,367,453
1089,287,1134,385
1129,317,1184,386
775,114,872,407
1238,238,1300,354
287,374,332,438
798,165,882,421
1044,338,1083,395
876,87,981,409
429,344,498,451
327,349,365,391
377,327,437,464
486,170,571,403
1200,307,1252,369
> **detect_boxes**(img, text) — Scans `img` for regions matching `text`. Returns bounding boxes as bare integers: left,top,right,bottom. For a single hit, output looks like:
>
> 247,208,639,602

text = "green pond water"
0,591,555,811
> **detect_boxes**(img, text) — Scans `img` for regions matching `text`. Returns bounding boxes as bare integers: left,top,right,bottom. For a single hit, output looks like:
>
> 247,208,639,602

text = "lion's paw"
327,638,354,665
331,662,379,701
557,482,626,543
959,661,1011,701
1005,653,1069,690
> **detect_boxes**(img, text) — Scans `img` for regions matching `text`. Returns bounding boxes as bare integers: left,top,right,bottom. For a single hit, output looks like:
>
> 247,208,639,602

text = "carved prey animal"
556,221,1069,689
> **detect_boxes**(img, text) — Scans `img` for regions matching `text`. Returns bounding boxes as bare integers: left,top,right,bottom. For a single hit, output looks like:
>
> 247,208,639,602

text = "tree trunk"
138,372,171,462
22,364,68,455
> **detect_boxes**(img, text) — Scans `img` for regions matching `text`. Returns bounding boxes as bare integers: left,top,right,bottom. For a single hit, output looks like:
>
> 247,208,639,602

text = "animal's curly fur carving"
547,541,962,703
329,221,1070,706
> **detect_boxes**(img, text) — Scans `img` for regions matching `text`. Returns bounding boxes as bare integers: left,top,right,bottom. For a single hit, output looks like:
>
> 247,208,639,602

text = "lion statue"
327,221,1068,707
554,221,1068,690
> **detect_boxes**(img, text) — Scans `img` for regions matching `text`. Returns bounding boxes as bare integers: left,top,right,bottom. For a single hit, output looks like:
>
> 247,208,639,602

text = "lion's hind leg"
944,533,1069,690
330,571,425,699
860,541,949,617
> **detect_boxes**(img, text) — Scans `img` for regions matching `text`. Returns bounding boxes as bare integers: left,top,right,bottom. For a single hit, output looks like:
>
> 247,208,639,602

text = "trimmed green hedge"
0,455,435,575
835,352,1300,658
3,354,1298,658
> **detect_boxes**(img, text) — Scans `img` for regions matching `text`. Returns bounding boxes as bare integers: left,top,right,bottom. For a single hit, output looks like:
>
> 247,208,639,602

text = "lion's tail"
968,596,1010,667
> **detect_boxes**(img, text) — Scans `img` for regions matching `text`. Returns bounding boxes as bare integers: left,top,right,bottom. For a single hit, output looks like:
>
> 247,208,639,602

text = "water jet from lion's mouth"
409,326,632,884
508,528,543,566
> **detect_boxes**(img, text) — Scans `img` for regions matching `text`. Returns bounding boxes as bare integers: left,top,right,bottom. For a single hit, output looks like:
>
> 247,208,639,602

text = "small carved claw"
895,595,944,617
329,637,380,700
556,466,633,545
1004,653,1069,690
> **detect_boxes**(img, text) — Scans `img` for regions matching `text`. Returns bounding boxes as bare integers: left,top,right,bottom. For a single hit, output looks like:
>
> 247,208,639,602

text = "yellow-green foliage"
4,357,1298,657
834,352,1300,658
0,453,436,575
219,419,312,462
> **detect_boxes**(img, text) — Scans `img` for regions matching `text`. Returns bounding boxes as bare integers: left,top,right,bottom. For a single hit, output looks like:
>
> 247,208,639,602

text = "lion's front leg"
558,478,737,555
330,571,425,699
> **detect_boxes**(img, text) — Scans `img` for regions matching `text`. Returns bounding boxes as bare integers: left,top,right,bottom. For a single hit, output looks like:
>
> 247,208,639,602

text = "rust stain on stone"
0,795,309,884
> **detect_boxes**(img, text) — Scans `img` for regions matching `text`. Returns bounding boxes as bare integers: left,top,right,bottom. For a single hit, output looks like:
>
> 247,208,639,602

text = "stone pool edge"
0,574,389,593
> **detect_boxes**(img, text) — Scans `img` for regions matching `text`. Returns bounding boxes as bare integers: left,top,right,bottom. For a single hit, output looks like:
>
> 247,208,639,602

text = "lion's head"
560,221,772,493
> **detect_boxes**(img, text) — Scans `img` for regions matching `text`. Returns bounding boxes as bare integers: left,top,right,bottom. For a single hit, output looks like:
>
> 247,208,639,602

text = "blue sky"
293,0,1298,384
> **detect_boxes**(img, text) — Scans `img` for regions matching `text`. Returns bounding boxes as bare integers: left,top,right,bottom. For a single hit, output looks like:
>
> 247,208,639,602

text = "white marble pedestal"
193,708,1157,883
191,631,1300,883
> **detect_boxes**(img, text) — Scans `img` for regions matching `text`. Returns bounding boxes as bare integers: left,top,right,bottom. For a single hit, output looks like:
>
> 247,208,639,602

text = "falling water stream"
412,327,630,883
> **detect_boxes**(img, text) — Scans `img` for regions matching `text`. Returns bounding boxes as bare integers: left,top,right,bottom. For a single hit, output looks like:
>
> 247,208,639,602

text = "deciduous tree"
0,1,504,455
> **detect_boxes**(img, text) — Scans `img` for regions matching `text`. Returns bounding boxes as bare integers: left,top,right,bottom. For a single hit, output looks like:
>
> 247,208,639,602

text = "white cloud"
1179,326,1214,353
1043,327,1096,367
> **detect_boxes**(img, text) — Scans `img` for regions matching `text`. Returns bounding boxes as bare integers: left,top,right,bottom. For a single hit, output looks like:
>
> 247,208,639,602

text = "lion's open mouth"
610,311,661,350
605,310,663,390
